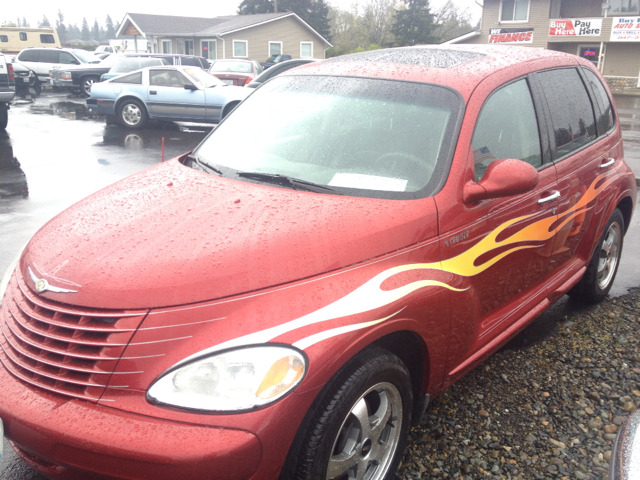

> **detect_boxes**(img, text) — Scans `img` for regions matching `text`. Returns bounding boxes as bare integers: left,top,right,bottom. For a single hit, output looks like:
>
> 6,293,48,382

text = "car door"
147,69,206,120
437,75,560,380
534,67,622,292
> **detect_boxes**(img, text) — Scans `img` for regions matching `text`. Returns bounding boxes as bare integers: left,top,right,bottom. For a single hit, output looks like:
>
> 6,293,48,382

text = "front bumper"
50,78,75,89
0,365,262,480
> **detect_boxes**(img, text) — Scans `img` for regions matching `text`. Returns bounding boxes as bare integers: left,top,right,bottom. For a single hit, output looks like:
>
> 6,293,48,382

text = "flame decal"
179,166,622,362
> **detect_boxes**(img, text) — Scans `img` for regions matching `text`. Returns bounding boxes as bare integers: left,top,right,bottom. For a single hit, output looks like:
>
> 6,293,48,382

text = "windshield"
73,50,99,63
210,61,252,73
110,58,167,73
265,55,278,63
184,67,223,87
194,76,461,198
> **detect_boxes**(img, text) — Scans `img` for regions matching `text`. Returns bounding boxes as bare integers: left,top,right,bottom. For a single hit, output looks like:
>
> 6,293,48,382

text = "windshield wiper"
237,172,341,194
186,153,222,176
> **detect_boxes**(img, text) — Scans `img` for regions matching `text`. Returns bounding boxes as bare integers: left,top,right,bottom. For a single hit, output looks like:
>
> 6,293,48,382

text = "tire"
82,76,99,97
0,108,8,130
570,208,624,303
282,347,412,480
118,99,147,130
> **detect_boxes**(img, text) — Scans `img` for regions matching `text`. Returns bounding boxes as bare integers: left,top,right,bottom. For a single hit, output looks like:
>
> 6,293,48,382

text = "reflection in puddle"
0,133,29,199
30,101,103,121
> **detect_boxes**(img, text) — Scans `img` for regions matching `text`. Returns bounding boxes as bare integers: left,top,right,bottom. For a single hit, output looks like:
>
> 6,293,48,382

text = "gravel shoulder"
398,289,640,480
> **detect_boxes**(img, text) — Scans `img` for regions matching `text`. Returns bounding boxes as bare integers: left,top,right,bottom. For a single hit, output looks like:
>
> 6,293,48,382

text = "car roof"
287,45,581,100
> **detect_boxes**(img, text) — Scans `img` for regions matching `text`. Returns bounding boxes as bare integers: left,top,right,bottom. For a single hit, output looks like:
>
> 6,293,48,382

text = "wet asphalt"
0,89,638,479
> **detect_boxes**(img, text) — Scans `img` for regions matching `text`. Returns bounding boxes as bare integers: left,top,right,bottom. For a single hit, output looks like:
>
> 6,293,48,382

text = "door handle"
600,158,615,168
538,190,561,204
150,90,157,95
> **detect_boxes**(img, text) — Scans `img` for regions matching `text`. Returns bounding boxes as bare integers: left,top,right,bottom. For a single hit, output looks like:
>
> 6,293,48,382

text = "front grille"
0,269,147,401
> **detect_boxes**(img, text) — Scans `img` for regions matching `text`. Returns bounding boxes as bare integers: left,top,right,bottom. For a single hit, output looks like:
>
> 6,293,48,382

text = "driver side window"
471,79,542,181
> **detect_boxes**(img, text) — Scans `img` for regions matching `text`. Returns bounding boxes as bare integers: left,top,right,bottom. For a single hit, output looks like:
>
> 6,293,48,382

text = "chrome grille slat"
0,270,148,402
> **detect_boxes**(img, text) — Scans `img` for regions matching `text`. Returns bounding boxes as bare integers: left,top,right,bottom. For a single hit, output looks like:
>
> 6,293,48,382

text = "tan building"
115,13,331,62
447,0,640,90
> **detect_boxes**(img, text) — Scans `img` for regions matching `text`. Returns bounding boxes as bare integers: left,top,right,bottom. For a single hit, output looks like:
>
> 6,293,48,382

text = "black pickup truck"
0,54,16,130
50,54,210,97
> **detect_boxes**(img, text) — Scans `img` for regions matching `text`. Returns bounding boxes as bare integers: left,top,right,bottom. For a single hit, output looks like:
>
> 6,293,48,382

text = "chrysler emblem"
28,267,77,294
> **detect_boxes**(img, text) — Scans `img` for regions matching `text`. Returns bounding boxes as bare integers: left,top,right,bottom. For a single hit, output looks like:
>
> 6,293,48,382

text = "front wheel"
82,76,99,97
570,208,624,303
118,99,148,129
282,347,412,480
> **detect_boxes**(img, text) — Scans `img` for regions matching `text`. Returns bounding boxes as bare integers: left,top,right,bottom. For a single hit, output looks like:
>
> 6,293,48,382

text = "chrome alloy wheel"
122,103,142,126
83,78,95,96
597,221,622,290
327,382,403,480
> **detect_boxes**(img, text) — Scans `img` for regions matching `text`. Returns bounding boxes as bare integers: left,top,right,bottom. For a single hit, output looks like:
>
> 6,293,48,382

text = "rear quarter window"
113,72,142,84
582,68,615,135
536,68,597,160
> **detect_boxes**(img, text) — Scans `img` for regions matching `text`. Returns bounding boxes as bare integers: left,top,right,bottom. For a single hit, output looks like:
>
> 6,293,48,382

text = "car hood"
20,159,436,309
52,64,105,72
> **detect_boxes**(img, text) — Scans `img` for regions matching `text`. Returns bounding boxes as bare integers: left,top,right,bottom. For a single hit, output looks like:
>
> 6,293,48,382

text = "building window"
233,40,248,58
269,41,282,56
202,40,216,60
162,40,172,54
19,32,27,41
500,0,530,22
577,45,600,66
300,42,313,58
609,0,639,13
40,34,55,43
185,40,194,55
0,35,7,42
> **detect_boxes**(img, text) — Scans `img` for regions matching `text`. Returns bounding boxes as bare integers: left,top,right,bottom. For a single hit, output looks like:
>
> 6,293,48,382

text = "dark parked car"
51,54,209,97
246,58,318,88
260,53,292,69
8,60,39,97
0,45,636,480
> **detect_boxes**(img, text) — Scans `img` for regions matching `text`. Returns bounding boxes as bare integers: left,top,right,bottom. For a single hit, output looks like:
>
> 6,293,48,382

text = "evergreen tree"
39,15,51,28
308,0,331,39
92,19,100,41
69,23,81,39
105,15,116,39
81,17,90,41
22,17,30,27
16,17,22,27
238,0,274,14
392,0,435,46
56,10,67,43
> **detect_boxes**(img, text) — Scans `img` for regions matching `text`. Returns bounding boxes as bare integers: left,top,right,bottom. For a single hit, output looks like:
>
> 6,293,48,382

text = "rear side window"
536,68,597,160
19,32,27,41
113,72,142,84
18,50,39,62
40,34,55,44
472,78,542,180
40,50,60,63
582,68,615,135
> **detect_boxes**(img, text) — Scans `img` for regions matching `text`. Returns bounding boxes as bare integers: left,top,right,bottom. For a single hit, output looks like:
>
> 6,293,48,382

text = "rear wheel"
570,208,624,303
282,347,412,480
118,99,147,129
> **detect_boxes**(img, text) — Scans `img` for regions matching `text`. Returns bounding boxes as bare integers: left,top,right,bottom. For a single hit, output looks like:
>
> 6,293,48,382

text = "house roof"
443,30,481,45
116,12,331,46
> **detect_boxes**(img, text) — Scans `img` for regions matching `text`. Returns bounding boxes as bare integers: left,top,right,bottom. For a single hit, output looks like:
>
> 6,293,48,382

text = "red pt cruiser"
0,45,636,480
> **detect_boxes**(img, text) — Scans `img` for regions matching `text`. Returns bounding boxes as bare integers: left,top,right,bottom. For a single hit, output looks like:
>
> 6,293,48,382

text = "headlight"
147,345,307,412
0,248,24,307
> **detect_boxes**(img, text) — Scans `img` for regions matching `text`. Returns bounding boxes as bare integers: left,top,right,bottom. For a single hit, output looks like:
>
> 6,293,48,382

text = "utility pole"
275,0,278,13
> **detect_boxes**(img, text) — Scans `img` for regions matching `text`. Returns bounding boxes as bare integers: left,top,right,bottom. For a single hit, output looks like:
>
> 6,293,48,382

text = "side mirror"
463,158,539,204
184,84,198,91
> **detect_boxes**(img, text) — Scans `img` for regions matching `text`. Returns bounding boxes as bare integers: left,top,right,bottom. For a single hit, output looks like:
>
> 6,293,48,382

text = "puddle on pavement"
29,100,104,121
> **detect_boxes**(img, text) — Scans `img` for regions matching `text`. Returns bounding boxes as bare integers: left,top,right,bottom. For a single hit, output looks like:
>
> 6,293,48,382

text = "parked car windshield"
73,49,100,63
210,61,252,73
194,75,461,198
110,58,168,73
184,67,224,88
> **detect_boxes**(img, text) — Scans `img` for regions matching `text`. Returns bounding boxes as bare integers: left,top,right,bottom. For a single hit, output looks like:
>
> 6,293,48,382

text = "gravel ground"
397,288,640,480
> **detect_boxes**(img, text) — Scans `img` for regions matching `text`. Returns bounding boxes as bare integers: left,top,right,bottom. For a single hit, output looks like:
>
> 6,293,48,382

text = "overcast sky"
2,0,482,30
